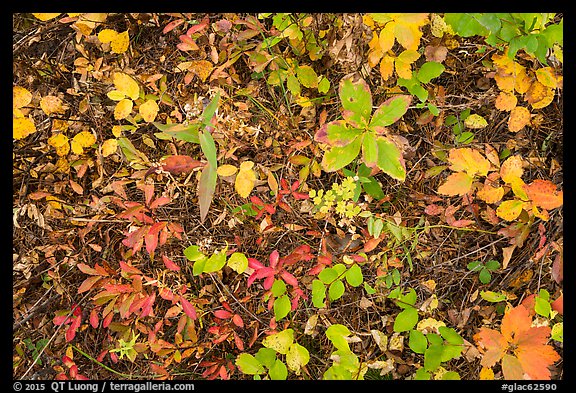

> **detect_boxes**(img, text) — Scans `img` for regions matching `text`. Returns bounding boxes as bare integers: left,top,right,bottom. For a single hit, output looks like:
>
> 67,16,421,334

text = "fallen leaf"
235,161,257,198
13,117,37,140
139,99,159,122
216,164,238,177
114,99,133,120
495,91,517,111
13,86,32,109
507,106,531,132
523,179,563,210
437,172,473,196
111,30,130,54
113,72,140,100
101,139,118,157
464,114,488,129
156,155,205,176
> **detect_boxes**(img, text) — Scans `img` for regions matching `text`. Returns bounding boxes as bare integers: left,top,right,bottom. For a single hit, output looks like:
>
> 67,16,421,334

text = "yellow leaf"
32,13,61,21
216,164,238,177
107,90,127,101
496,199,525,221
72,131,96,155
500,155,524,184
48,134,71,157
495,91,517,111
112,125,123,138
394,22,422,51
40,95,68,115
111,31,130,54
447,148,491,177
235,161,257,198
262,329,294,355
367,35,384,68
535,67,558,89
114,99,133,120
13,86,32,109
507,106,531,132
464,114,488,129
378,23,396,53
188,60,213,83
97,29,118,43
286,343,310,374
113,72,139,100
13,117,36,140
139,99,159,123
101,139,118,157
394,59,413,79
437,172,474,196
379,55,395,81
513,64,532,95
479,367,495,380
527,82,555,109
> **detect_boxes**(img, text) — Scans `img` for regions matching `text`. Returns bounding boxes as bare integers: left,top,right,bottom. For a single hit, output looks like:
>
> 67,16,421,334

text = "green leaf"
414,367,431,380
296,65,318,88
442,371,461,380
324,121,361,146
466,261,483,272
199,129,217,168
339,78,372,128
184,245,205,261
376,137,406,181
271,279,287,297
409,329,428,354
345,264,363,287
286,74,301,96
255,347,277,369
328,280,345,301
417,62,445,84
319,267,339,284
551,322,563,342
369,95,411,129
438,326,463,345
479,268,492,284
286,343,310,373
269,359,288,380
325,324,351,352
227,252,249,274
274,294,292,321
236,353,265,375
152,122,200,144
485,260,501,271
312,279,326,308
198,162,217,223
362,177,385,200
393,307,419,332
480,290,508,303
192,256,207,276
534,296,551,318
444,13,489,37
318,76,330,94
321,136,362,172
424,344,443,371
362,132,378,167
200,92,220,130
202,249,227,273
396,288,417,309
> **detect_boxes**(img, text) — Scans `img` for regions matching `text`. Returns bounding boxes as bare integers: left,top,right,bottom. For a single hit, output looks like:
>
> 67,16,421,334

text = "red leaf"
143,184,155,207
163,19,185,34
280,270,299,288
162,255,181,271
269,250,280,268
424,204,444,216
451,219,475,228
214,310,233,319
158,287,175,301
150,196,171,210
362,237,383,253
78,276,102,294
185,16,210,36
551,294,563,315
233,331,244,351
89,309,99,328
179,296,197,320
232,314,244,328
140,293,156,317
120,261,143,275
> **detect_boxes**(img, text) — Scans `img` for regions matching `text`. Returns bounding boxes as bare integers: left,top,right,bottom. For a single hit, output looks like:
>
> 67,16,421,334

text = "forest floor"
13,13,563,381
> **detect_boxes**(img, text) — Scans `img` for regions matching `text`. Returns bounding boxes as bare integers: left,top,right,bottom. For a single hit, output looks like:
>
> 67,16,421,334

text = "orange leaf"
500,155,524,184
523,179,563,210
447,148,490,177
157,155,205,176
474,328,508,368
437,172,473,196
495,91,517,111
508,106,531,132
476,183,504,204
501,304,532,343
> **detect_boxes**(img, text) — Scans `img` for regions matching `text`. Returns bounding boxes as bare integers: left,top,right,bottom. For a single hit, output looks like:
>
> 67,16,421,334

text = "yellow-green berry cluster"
308,176,363,219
